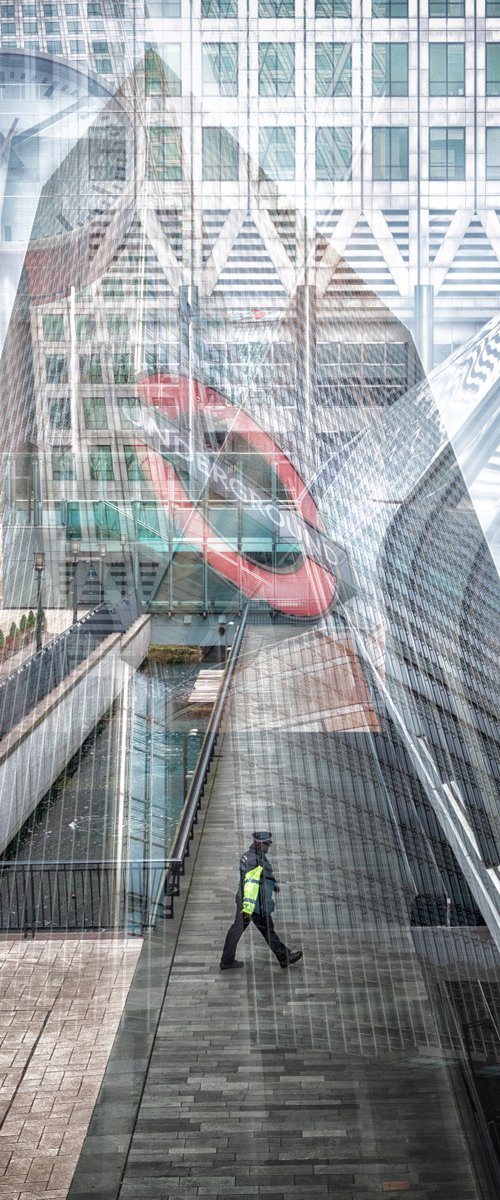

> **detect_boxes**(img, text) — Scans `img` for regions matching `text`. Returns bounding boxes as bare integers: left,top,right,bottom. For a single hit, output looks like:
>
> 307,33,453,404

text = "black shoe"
280,950,303,968
219,959,244,970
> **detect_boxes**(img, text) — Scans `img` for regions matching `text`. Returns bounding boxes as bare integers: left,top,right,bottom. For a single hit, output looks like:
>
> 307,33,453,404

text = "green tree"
27,610,35,629
9,622,18,639
19,614,27,634
0,630,5,651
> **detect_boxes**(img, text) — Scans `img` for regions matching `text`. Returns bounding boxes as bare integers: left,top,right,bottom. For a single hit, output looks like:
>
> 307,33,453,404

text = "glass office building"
0,3,500,1193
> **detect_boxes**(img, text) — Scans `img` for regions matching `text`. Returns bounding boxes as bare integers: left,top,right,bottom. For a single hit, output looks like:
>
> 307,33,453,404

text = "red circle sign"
138,375,337,618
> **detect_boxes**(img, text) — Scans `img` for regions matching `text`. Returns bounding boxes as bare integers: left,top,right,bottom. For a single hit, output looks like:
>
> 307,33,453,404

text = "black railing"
0,604,248,935
0,859,169,936
164,603,248,915
0,592,140,740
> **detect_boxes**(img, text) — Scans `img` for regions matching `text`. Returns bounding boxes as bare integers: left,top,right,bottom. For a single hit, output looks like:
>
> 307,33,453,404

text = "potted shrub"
0,629,4,656
5,622,17,654
19,614,27,640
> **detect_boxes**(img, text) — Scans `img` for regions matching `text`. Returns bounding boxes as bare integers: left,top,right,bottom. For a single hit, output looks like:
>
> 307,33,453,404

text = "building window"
70,39,86,54
201,0,237,13
429,0,464,13
83,397,108,429
93,41,112,72
148,126,182,181
58,501,81,539
202,43,238,96
45,20,60,33
202,127,239,180
89,446,114,482
124,446,147,481
373,127,409,180
52,450,76,481
258,0,294,13
108,316,129,338
486,0,500,14
43,314,64,341
315,0,351,12
372,43,408,96
48,399,71,430
79,353,103,383
146,0,181,13
113,353,134,384
94,501,121,540
133,502,161,541
316,127,352,180
76,317,97,341
429,127,465,180
486,45,500,96
486,127,500,178
144,45,181,96
46,41,63,54
372,0,408,14
118,397,141,427
315,43,351,97
87,1,102,13
259,127,295,180
89,125,126,181
102,277,123,298
429,44,465,97
258,43,295,97
45,354,68,384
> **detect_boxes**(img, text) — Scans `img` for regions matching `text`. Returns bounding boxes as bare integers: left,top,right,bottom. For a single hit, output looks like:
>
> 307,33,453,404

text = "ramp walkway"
69,625,492,1200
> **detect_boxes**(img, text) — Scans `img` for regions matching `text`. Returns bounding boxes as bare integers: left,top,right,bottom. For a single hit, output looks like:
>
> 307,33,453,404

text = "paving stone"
71,628,498,1199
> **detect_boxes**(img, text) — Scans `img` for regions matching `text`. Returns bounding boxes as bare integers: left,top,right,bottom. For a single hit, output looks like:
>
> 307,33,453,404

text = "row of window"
5,0,493,15
172,41,500,98
147,124,500,181
58,499,161,541
52,445,144,481
49,396,155,430
148,0,500,15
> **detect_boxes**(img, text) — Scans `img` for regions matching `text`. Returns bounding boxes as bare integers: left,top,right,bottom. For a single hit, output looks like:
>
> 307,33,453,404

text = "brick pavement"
0,938,141,1198
67,626,490,1200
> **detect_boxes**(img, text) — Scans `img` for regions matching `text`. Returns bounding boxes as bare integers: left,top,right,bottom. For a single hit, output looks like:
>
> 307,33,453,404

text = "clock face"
0,50,115,245
0,50,137,306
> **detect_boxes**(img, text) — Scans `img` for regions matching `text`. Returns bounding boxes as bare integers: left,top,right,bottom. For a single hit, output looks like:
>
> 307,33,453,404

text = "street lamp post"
226,620,235,661
99,543,106,605
33,551,45,653
183,727,199,798
70,539,81,625
120,535,127,598
218,623,226,666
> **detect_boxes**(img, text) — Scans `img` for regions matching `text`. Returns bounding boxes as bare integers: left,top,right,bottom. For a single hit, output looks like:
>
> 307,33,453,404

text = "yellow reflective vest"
242,865,263,915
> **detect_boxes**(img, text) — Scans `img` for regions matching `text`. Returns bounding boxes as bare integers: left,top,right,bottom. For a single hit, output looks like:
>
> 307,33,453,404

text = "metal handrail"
164,604,249,909
0,605,248,932
0,591,140,739
0,858,171,936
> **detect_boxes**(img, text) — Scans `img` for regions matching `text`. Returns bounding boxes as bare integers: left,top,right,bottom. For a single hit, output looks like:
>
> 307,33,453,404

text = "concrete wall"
0,615,150,855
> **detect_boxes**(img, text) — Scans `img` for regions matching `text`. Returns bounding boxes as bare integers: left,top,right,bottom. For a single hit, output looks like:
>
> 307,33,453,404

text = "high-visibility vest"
242,865,263,915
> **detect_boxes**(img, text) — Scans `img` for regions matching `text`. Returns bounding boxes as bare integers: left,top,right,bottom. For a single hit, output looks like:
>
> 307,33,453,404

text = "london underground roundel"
138,374,337,619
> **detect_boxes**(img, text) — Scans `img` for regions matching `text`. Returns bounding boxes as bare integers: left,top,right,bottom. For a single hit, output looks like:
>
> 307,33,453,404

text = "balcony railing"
0,592,140,740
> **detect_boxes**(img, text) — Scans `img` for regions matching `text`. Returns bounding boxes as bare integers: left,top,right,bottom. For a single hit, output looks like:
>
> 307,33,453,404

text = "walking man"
219,831,303,970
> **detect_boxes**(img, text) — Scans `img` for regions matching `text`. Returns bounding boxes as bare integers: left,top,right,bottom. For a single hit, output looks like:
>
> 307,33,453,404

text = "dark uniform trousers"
220,905,290,965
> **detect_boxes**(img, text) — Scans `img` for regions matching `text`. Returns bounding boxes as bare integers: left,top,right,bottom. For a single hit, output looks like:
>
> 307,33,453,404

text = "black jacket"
236,844,279,916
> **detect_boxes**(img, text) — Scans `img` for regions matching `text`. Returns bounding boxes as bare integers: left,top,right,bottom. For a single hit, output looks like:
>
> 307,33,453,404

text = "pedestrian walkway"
0,939,141,1199
68,625,495,1199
